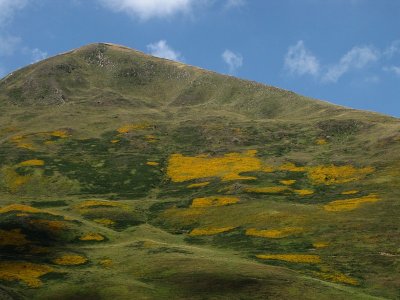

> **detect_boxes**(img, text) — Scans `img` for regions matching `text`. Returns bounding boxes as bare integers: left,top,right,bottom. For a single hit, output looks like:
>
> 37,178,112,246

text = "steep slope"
0,43,399,300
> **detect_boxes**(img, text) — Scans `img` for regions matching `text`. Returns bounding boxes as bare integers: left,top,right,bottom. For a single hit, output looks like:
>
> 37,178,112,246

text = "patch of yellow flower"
317,266,358,285
146,161,159,166
19,159,45,167
11,135,35,150
99,259,113,268
313,242,329,249
187,182,210,188
278,162,306,172
79,233,104,241
191,196,239,208
256,254,321,264
0,229,30,246
146,135,157,142
94,218,115,226
308,165,374,185
51,130,70,138
53,254,87,266
0,261,54,288
324,193,380,212
75,200,124,209
280,179,296,185
341,190,359,195
117,123,150,134
293,189,314,196
0,204,54,215
245,186,289,194
30,220,66,231
189,226,235,236
167,150,264,182
246,227,304,238
316,138,328,145
111,139,120,144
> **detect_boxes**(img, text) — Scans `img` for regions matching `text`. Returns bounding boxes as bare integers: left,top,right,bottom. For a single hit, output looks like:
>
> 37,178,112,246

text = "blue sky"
0,0,399,117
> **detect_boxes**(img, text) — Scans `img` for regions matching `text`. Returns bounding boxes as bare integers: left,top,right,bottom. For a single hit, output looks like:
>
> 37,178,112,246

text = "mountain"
0,43,399,300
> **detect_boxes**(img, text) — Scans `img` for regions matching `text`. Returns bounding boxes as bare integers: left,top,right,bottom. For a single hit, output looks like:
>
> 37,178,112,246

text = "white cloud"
384,40,400,58
323,46,379,82
147,40,182,61
30,48,47,63
98,0,197,20
222,49,243,74
0,35,21,56
0,0,28,26
284,40,320,76
383,66,400,76
225,0,246,9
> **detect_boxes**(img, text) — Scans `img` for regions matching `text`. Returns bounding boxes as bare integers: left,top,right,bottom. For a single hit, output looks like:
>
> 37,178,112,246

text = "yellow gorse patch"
19,159,45,167
256,254,321,264
30,220,66,231
313,242,329,249
0,229,30,246
0,204,56,216
51,130,70,138
146,161,159,166
280,180,296,185
0,261,54,288
79,233,105,241
245,186,289,193
293,189,314,196
246,227,304,238
75,200,124,209
94,218,115,226
191,196,239,208
316,138,328,145
189,227,235,236
278,162,306,172
324,193,380,211
187,182,210,188
53,254,87,266
341,190,359,195
308,165,374,185
167,150,266,182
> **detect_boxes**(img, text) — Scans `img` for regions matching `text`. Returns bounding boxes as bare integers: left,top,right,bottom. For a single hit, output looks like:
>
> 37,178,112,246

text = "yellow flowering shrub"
316,138,328,145
0,229,30,246
53,254,87,266
19,159,45,167
191,196,239,208
187,182,210,188
167,150,263,182
246,227,304,238
189,227,235,236
278,162,306,172
256,254,321,264
313,242,329,249
318,271,358,285
79,233,104,241
117,123,150,134
245,186,289,194
280,180,296,185
51,130,70,138
308,165,374,185
111,139,120,144
324,193,380,211
94,218,115,226
99,259,113,268
30,220,66,231
341,190,359,195
293,189,314,196
75,200,124,209
146,161,159,166
0,261,54,288
0,204,54,215
11,135,35,150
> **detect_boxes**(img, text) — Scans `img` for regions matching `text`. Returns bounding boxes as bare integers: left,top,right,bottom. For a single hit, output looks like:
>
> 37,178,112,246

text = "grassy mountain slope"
0,43,399,300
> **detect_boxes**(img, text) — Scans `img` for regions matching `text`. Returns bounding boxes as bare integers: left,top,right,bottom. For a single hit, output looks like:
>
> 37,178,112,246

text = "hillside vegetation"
0,43,399,300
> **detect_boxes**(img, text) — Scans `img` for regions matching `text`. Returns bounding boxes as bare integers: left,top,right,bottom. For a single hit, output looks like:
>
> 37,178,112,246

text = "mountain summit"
0,43,399,299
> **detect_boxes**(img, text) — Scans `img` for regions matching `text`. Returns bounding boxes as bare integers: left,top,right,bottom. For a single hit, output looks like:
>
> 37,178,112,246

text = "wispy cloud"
0,0,28,26
0,35,21,56
284,40,320,76
98,0,198,20
147,40,183,61
323,46,379,83
30,48,48,63
383,66,400,76
224,0,246,9
383,40,400,58
222,49,243,74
